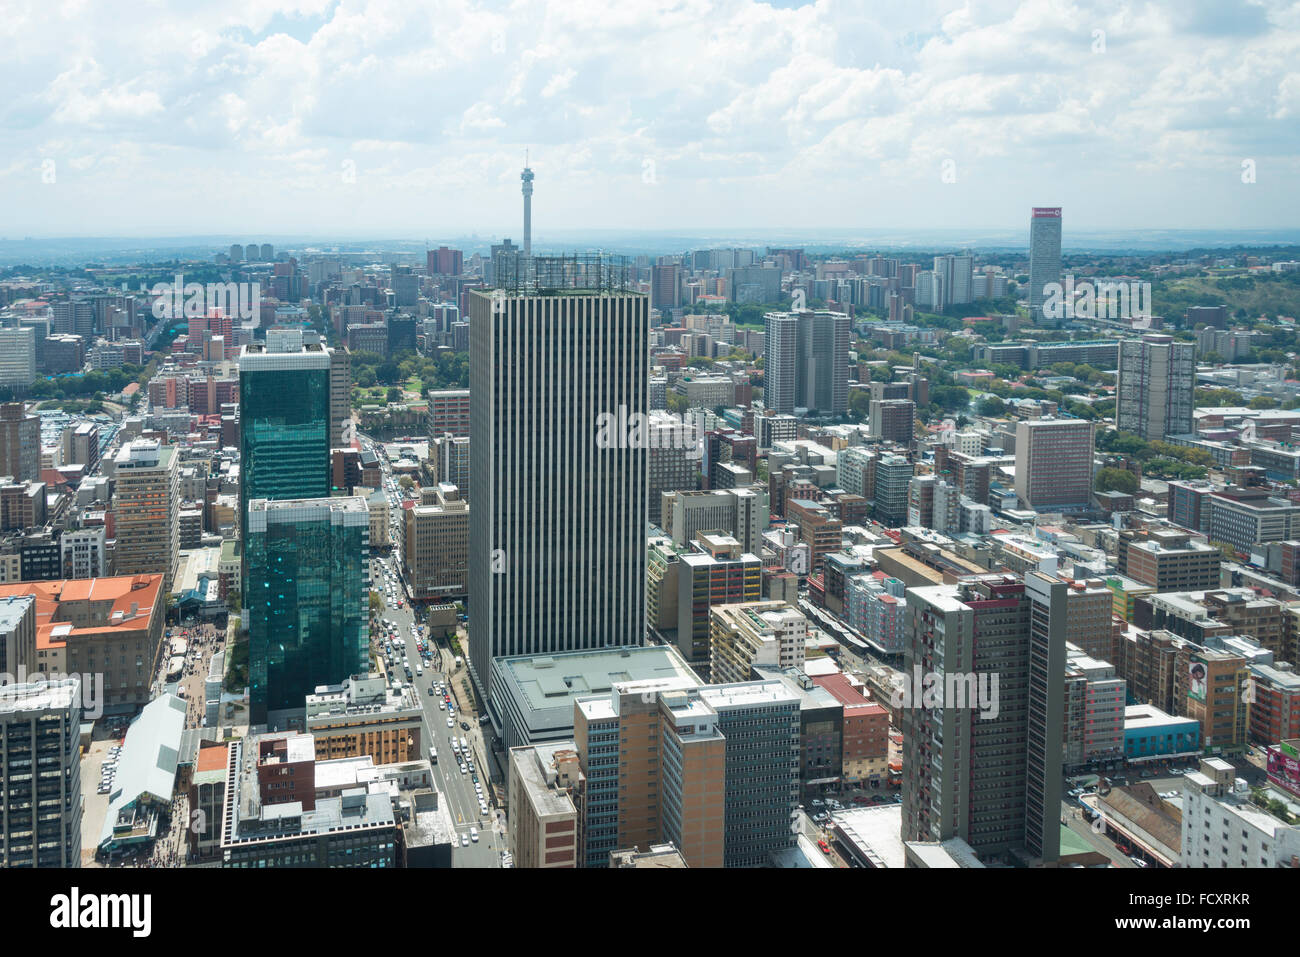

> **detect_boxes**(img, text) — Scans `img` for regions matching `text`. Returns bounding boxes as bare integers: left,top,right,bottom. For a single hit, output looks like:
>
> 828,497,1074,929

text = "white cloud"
0,0,1297,234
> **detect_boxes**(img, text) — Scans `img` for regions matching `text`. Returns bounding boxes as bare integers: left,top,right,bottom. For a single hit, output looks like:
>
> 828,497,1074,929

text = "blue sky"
1,0,1298,237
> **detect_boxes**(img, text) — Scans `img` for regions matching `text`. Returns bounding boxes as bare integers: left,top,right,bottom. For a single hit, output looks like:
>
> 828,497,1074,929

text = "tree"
386,386,403,403
977,396,1006,417
1095,468,1138,495
399,475,414,490
1249,395,1278,410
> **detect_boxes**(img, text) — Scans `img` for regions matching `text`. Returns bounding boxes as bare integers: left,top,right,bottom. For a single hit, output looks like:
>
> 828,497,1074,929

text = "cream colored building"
709,599,807,685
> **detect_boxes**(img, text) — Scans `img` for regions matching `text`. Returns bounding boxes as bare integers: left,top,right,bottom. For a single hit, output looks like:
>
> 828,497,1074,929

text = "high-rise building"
60,421,100,473
329,345,352,450
1014,417,1094,511
709,600,807,684
61,526,108,580
245,497,370,725
873,454,914,527
903,575,1062,864
0,677,83,867
469,286,648,713
0,328,37,392
1028,207,1063,326
110,439,180,584
0,403,40,482
762,310,850,416
404,485,469,600
239,340,333,531
676,533,762,664
507,741,580,868
647,412,698,526
763,314,798,414
870,398,915,445
650,263,683,312
1117,334,1196,440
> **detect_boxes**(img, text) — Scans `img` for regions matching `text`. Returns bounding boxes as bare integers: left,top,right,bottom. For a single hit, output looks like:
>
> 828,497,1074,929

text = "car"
470,827,479,842
447,717,454,727
817,839,831,854
460,721,470,731
461,834,470,847
1129,856,1149,868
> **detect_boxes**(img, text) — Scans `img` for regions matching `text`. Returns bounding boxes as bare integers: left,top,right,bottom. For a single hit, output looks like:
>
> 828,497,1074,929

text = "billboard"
1266,744,1300,798
1032,207,1062,218
1188,659,1208,702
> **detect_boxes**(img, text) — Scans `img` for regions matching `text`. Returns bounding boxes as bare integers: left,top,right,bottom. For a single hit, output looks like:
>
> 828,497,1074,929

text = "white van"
470,827,479,843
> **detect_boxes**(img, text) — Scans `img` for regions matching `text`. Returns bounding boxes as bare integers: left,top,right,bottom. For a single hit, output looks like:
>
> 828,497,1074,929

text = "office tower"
1116,334,1196,440
1028,207,1063,325
61,526,107,580
0,327,36,392
663,487,768,555
797,311,851,415
870,398,915,445
574,678,725,868
245,497,369,724
521,162,534,257
784,498,842,575
934,253,974,307
0,594,35,676
873,454,913,527
647,412,698,526
468,283,648,710
650,263,683,312
0,677,82,867
700,681,800,866
762,310,850,416
676,533,762,664
709,600,807,684
0,403,40,482
238,341,332,526
230,244,244,262
763,313,798,414
1182,760,1300,868
836,446,877,499
328,346,352,449
427,389,471,437
1023,572,1070,863
507,742,580,867
110,439,180,583
903,575,1058,863
427,246,464,277
60,421,100,473
1014,417,1094,511
1124,530,1221,592
433,433,470,494
404,485,469,600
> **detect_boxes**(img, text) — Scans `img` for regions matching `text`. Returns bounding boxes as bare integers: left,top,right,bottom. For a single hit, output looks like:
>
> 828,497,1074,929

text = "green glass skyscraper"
238,340,333,522
246,497,370,724
239,339,356,726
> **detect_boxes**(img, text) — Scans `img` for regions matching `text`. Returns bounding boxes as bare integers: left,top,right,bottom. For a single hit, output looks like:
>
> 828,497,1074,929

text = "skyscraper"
1014,417,1095,511
110,439,180,584
1028,207,1063,326
902,575,1061,864
238,341,333,525
245,497,370,724
1116,334,1196,440
0,677,82,867
763,310,850,416
329,345,352,450
0,328,36,392
468,281,649,715
0,403,40,482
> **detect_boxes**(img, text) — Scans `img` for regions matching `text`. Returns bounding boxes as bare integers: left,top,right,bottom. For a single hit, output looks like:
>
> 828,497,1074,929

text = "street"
371,546,502,868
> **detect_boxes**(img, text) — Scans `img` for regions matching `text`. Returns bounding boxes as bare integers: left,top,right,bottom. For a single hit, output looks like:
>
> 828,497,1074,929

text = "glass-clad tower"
238,341,332,523
246,497,369,723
